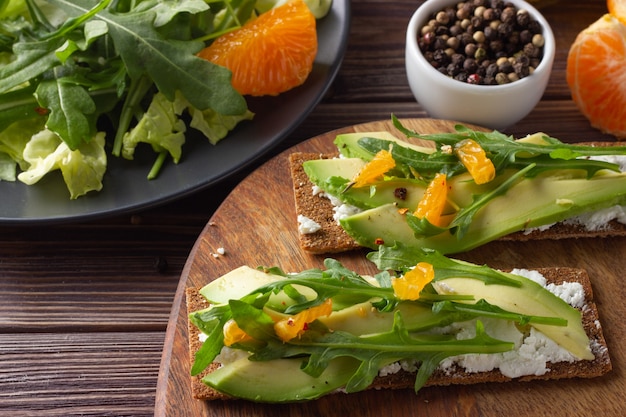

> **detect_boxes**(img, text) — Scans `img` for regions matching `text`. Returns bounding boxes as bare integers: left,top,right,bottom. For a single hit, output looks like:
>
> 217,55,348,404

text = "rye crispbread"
289,151,626,255
186,267,612,401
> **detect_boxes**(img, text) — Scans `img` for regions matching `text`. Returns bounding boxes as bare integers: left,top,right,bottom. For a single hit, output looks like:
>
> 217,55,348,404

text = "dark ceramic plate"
0,0,350,224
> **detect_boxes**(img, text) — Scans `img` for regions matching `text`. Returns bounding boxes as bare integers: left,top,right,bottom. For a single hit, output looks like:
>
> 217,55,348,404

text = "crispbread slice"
290,152,361,254
289,152,626,254
186,267,612,401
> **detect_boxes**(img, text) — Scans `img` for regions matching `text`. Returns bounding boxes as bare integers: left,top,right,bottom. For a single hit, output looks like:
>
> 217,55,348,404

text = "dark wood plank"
0,332,164,417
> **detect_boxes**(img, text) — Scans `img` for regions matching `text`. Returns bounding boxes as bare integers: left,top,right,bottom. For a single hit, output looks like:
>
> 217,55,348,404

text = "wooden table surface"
0,1,619,416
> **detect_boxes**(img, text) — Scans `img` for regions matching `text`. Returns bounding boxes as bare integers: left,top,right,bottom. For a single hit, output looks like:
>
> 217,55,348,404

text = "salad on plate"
0,0,330,199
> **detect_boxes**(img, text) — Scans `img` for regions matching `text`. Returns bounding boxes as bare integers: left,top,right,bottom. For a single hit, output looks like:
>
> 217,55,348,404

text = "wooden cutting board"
155,119,626,417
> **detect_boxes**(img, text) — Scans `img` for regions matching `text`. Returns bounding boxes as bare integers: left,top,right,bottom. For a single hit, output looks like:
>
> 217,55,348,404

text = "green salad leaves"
0,0,272,198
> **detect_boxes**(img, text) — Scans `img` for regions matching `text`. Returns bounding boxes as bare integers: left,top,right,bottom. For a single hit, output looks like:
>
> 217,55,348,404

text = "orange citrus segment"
198,0,317,96
273,298,332,342
454,139,496,184
608,0,626,25
350,149,396,188
391,262,435,301
223,319,254,347
566,14,626,139
414,172,448,227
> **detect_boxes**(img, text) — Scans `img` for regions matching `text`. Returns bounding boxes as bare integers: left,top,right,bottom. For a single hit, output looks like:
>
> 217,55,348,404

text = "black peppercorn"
500,6,515,24
516,9,530,27
463,57,478,73
485,62,498,77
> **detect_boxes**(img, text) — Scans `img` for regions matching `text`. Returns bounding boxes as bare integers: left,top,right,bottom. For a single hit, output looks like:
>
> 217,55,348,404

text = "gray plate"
0,0,350,224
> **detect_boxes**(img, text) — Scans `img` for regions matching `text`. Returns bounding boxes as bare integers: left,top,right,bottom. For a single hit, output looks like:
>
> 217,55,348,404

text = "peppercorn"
500,6,515,24
519,29,532,44
483,25,496,40
394,187,408,200
516,9,530,27
464,43,477,56
485,62,498,77
482,7,496,21
467,73,482,84
495,72,509,84
417,0,545,85
532,33,545,47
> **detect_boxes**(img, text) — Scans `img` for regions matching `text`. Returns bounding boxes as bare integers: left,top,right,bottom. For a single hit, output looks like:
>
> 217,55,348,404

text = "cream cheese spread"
297,214,322,234
379,269,588,379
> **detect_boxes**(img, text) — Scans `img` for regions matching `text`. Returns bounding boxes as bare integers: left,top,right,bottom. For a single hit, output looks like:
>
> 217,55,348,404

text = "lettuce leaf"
121,91,187,162
122,91,254,163
0,118,46,172
189,104,254,145
0,151,15,181
17,129,106,199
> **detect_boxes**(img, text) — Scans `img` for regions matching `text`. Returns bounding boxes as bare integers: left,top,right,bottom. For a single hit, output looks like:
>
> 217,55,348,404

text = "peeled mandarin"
198,0,317,97
566,14,626,139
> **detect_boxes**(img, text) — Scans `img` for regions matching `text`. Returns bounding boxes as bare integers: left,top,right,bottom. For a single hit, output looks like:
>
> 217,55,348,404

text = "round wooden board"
155,119,626,417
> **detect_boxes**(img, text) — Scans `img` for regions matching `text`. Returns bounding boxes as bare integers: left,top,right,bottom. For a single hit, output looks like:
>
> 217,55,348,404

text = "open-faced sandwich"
186,247,611,402
290,116,626,254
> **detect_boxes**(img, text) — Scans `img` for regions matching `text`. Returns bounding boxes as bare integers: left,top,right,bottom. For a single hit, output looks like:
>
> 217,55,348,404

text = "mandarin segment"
198,0,317,97
608,0,626,25
350,149,396,188
391,262,435,301
566,14,626,139
414,172,448,227
454,139,496,184
274,298,332,342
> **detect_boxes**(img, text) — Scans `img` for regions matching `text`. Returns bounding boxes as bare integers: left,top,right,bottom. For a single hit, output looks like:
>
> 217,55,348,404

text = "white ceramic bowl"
405,0,555,130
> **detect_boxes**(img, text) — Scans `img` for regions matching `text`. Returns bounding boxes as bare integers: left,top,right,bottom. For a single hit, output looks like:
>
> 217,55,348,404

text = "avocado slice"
433,272,593,360
340,170,626,254
303,157,429,209
199,266,316,311
334,131,434,160
319,299,457,335
204,355,361,402
303,157,365,185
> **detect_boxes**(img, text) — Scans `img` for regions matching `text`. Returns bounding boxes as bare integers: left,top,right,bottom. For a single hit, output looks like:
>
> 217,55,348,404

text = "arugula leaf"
35,71,97,149
188,303,232,376
256,313,513,393
390,114,626,177
432,299,567,327
368,245,522,287
356,136,463,178
229,298,277,342
252,259,397,314
0,40,62,94
52,0,246,114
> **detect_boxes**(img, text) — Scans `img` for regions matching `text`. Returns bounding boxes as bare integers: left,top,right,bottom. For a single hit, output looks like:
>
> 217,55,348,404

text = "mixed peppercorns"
418,0,545,85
